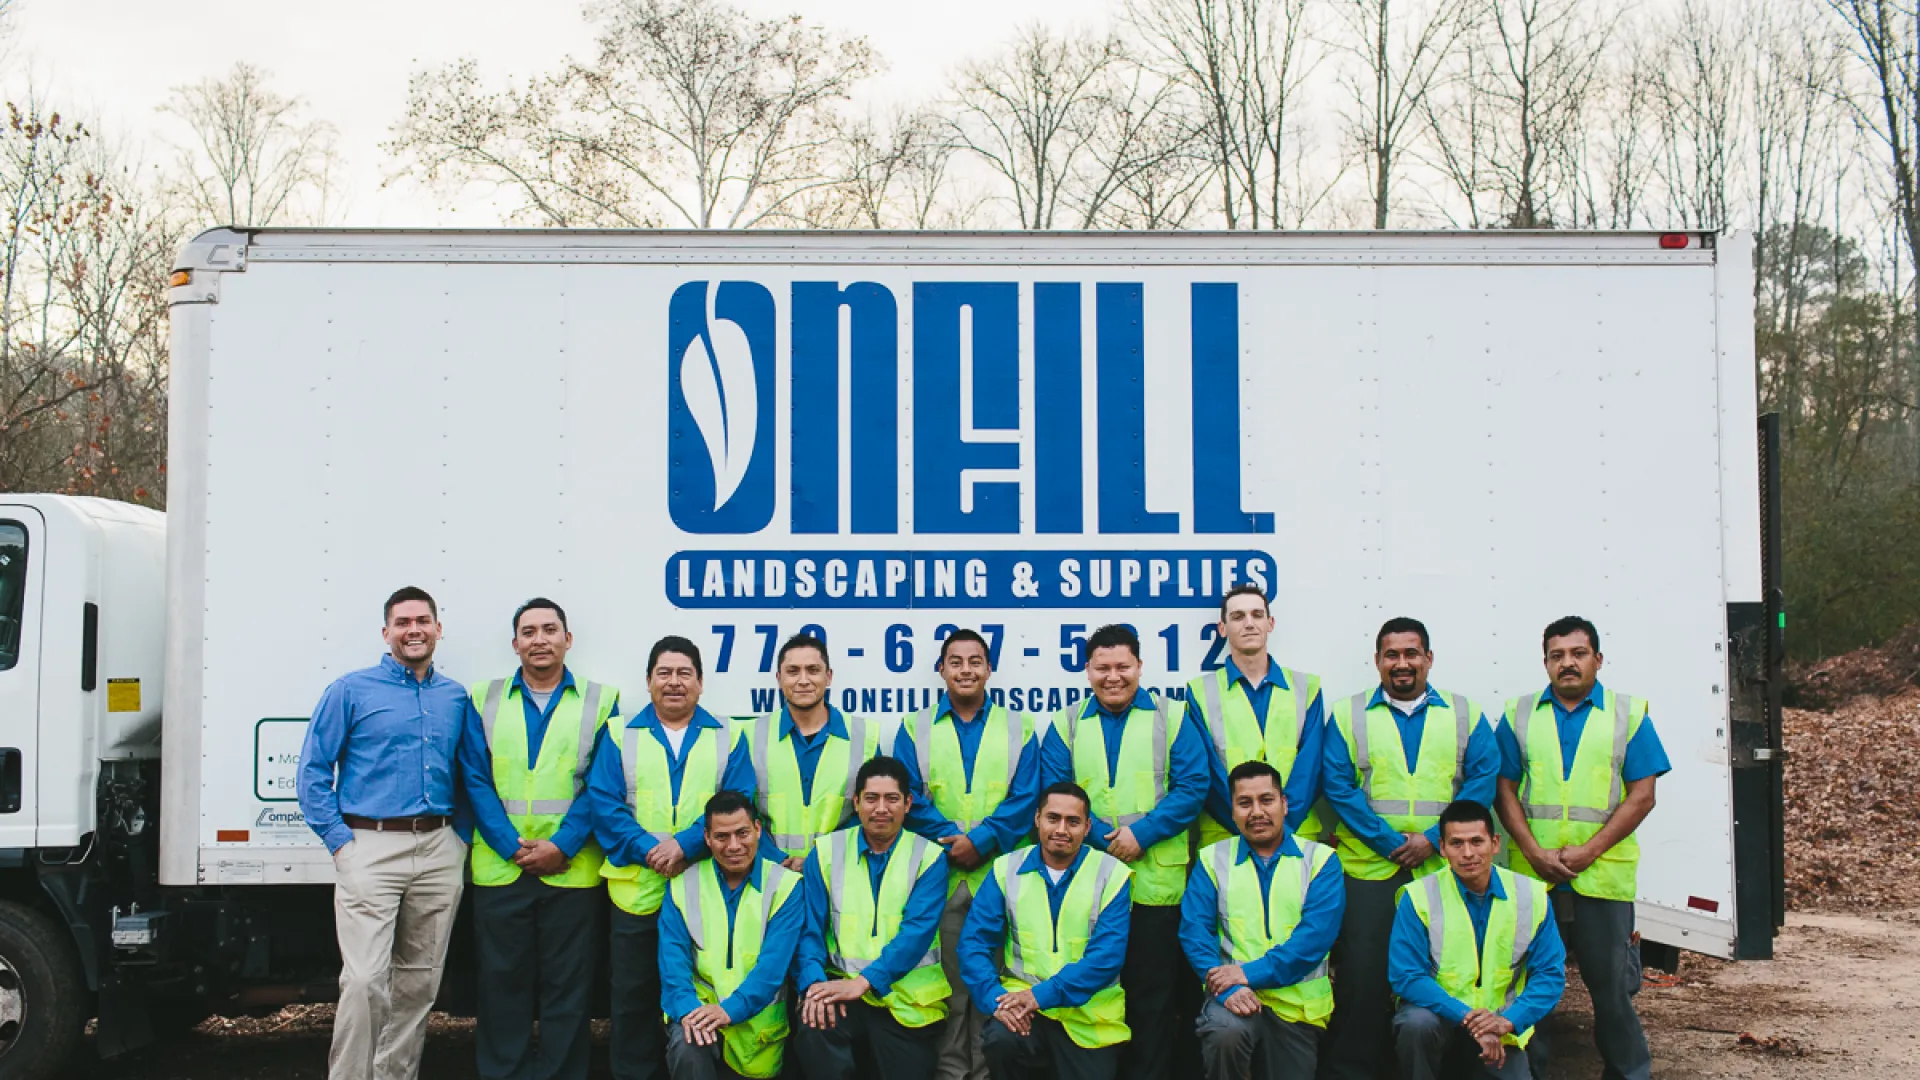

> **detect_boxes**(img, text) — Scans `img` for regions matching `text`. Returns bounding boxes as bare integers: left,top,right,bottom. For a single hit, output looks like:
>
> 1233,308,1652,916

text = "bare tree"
389,0,877,228
1334,0,1472,228
1640,0,1748,230
1475,0,1612,228
161,62,340,227
1072,63,1217,228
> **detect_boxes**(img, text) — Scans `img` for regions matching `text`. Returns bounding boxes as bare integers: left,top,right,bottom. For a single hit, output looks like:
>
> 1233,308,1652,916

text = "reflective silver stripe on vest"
912,709,936,783
1421,874,1447,965
574,682,605,788
623,725,644,810
679,873,706,950
1201,672,1228,760
1608,694,1632,812
751,716,774,811
1506,879,1537,1008
1449,693,1470,780
1516,692,1632,825
1300,849,1330,980
479,680,507,746
1288,671,1314,746
844,714,869,797
1348,693,1373,788
826,834,939,974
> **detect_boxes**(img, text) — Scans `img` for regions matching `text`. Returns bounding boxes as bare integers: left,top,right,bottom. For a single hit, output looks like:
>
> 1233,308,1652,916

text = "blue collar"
511,666,576,699
1367,684,1446,711
379,653,439,685
1234,833,1303,864
856,829,906,858
936,692,994,725
1540,681,1606,714
1084,688,1159,722
714,855,769,894
1018,844,1091,877
1223,656,1289,692
779,706,849,742
628,703,724,731
1454,869,1507,902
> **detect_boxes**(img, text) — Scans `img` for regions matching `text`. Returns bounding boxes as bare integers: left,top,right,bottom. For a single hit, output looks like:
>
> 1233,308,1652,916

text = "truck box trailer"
0,227,1784,1077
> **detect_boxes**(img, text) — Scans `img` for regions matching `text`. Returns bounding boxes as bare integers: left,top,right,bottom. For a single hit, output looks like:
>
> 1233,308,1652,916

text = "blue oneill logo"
667,280,1273,536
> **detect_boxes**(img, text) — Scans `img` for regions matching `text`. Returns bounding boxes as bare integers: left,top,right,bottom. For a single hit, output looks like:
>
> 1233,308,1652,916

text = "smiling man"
745,634,880,869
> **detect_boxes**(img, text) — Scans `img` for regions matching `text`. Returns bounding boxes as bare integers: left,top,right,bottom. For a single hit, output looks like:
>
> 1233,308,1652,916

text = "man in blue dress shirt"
298,587,470,1080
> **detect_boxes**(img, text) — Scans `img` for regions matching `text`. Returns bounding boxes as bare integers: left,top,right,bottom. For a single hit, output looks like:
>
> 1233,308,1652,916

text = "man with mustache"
1389,800,1565,1080
894,628,1041,1080
461,598,621,1080
1318,617,1500,1080
746,633,880,869
1494,617,1669,1080
1182,761,1345,1079
794,756,952,1080
587,636,757,1080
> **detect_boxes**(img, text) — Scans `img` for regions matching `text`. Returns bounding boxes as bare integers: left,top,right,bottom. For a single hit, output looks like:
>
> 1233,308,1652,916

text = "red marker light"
1659,233,1690,250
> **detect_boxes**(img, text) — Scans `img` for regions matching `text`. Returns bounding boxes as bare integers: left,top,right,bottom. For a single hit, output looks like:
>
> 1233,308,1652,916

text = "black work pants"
1318,870,1412,1080
664,1021,754,1080
982,1014,1122,1080
1393,1006,1531,1080
791,997,941,1080
473,874,602,1080
1525,893,1650,1080
1121,903,1195,1080
610,906,667,1080
1194,997,1320,1080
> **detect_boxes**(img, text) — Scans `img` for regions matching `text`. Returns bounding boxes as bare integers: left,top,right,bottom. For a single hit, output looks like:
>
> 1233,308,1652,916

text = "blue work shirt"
658,855,805,1023
458,668,616,863
795,830,949,997
756,706,866,862
957,845,1132,1014
1494,682,1673,785
1322,685,1501,858
587,704,757,869
897,694,1042,861
1039,689,1210,854
1388,871,1568,1033
1179,834,1346,1001
1190,658,1326,836
298,655,467,854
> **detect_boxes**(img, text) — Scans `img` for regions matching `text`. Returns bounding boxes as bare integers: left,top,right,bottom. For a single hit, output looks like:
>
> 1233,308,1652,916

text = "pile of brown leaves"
1783,684,1920,911
1784,623,1920,711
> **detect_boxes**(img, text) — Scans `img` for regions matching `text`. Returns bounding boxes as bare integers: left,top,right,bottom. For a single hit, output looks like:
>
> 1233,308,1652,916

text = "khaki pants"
328,826,467,1080
937,880,989,1080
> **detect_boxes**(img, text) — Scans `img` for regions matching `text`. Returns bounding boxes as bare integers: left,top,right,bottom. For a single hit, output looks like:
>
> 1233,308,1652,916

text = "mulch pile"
1783,628,1920,911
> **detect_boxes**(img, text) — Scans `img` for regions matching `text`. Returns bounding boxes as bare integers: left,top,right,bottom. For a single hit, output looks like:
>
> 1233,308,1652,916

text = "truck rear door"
0,505,42,845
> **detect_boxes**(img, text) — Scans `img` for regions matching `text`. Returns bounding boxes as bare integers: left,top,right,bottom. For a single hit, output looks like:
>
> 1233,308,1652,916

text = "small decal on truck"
107,678,140,712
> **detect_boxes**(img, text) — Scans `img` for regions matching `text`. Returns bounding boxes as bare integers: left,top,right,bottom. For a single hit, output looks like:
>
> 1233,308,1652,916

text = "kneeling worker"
1388,800,1565,1080
795,756,952,1079
1182,761,1344,1079
658,791,805,1080
958,782,1133,1080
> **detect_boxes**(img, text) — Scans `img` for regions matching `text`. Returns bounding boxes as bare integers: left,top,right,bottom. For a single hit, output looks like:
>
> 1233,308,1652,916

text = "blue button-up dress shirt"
1387,871,1568,1033
1322,685,1501,858
1178,834,1346,1001
896,693,1042,861
957,845,1132,1015
795,830,949,997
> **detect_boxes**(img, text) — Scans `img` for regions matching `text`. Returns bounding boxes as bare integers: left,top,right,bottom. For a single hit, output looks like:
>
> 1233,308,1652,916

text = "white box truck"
0,228,1785,1077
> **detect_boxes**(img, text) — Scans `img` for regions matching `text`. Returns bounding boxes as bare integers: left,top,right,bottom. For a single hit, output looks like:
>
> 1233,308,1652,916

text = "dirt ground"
70,908,1920,1079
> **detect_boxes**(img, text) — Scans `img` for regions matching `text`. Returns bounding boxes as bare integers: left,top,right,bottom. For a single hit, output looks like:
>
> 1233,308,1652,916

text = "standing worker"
746,633,880,868
460,598,620,1080
895,628,1041,1080
1187,585,1328,849
1041,624,1209,1080
1319,617,1500,1080
1389,800,1565,1080
297,587,469,1080
1495,616,1669,1080
657,790,806,1080
794,756,952,1080
587,636,756,1080
1182,761,1344,1080
958,782,1134,1080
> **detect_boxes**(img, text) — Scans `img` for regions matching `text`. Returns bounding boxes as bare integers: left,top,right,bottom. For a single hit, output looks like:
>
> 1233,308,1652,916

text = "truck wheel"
0,901,84,1080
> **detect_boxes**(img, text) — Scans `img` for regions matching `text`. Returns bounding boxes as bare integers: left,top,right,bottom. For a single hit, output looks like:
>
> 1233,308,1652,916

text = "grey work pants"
1195,997,1320,1080
1393,1006,1531,1080
791,997,942,1080
981,1014,1122,1080
936,881,989,1080
1318,870,1412,1080
328,826,467,1080
664,1021,755,1080
1526,893,1650,1080
472,874,602,1080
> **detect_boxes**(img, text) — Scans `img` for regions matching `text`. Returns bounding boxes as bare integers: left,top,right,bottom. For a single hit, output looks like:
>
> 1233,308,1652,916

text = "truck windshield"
0,522,24,670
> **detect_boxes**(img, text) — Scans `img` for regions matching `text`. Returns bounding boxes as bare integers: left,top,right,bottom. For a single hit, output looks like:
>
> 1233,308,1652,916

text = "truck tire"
0,901,84,1080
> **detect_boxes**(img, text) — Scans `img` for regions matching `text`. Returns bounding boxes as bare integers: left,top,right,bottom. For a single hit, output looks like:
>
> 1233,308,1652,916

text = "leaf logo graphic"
679,287,760,511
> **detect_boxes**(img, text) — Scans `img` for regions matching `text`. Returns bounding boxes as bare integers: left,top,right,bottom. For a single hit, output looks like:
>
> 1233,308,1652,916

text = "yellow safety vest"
1505,689,1649,902
993,849,1131,1049
1329,689,1479,881
470,678,617,888
907,703,1033,893
1052,695,1190,905
1404,868,1551,1048
673,860,801,1079
747,711,879,859
1198,837,1337,1026
601,713,740,914
1187,666,1329,848
815,828,951,1028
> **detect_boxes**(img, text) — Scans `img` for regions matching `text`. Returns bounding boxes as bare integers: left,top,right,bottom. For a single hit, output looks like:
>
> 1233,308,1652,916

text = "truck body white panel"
162,230,1756,956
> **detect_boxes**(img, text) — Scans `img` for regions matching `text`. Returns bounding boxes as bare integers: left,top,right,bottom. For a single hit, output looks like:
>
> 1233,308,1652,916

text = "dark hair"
1542,616,1601,656
1037,781,1093,818
1086,623,1141,659
1227,759,1285,795
1437,799,1496,839
855,756,912,797
384,586,438,623
648,635,704,679
512,597,568,634
939,628,991,665
777,632,831,670
704,789,757,825
1375,616,1430,653
1219,584,1271,622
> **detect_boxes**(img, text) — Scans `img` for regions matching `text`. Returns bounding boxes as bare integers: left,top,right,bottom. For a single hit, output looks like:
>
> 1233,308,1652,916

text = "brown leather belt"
343,814,450,832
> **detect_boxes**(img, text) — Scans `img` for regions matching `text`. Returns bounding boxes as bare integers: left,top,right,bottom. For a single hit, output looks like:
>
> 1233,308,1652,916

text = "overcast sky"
7,0,1112,225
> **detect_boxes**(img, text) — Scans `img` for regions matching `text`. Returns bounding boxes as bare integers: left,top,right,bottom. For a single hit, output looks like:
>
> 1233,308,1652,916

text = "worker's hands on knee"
683,1004,731,1046
1389,832,1435,869
1103,826,1143,862
514,839,569,877
802,976,869,1028
1223,988,1261,1017
1205,963,1249,996
1463,1008,1515,1041
995,989,1038,1035
1474,1030,1506,1068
